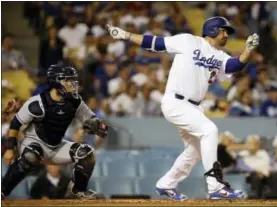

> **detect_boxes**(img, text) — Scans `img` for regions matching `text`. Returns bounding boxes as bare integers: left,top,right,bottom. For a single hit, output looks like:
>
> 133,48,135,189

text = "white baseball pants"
156,93,224,193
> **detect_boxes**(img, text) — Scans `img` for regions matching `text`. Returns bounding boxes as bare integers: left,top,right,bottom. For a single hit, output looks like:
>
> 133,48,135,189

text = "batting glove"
106,24,128,40
245,33,259,51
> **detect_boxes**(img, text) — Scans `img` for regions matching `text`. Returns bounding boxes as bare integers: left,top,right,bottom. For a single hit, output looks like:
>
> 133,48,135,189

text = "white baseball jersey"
162,34,232,102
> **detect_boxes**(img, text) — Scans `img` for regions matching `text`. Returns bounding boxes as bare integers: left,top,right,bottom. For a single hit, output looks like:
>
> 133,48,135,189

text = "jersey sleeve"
218,51,232,81
164,34,194,54
75,101,95,124
16,96,44,125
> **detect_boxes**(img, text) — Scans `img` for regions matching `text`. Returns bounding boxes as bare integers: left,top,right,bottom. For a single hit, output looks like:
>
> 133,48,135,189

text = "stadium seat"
26,176,37,195
134,176,163,199
130,148,181,161
138,158,175,177
6,180,29,200
96,177,135,196
87,179,97,191
1,160,8,178
93,161,103,177
190,162,206,177
95,149,130,162
179,177,207,199
103,159,139,177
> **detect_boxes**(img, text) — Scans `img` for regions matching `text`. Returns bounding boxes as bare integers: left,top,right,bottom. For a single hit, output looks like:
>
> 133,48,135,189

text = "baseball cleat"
70,189,106,200
209,186,244,199
156,187,188,201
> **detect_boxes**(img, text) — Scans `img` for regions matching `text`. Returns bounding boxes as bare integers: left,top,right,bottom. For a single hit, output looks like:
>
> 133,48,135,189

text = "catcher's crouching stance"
1,64,108,200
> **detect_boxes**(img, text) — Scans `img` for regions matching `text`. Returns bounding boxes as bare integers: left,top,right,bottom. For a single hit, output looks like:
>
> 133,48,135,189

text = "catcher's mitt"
83,116,108,137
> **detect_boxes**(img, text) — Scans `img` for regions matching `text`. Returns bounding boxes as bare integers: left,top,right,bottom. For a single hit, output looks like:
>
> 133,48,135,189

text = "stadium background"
1,1,277,201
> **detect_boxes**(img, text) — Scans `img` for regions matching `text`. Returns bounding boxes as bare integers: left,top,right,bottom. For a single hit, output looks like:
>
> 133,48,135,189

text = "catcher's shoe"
156,187,188,201
209,186,244,199
70,189,106,200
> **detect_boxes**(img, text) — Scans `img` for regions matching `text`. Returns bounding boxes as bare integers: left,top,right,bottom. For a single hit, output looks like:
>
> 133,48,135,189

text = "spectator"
58,13,88,60
119,44,138,63
32,70,48,96
1,34,30,71
145,19,171,36
110,81,141,116
108,61,131,97
86,96,106,119
260,85,277,117
228,90,255,116
217,131,237,172
94,58,118,97
54,2,73,29
140,84,161,116
131,60,149,87
150,81,166,104
39,26,64,70
255,69,277,102
91,16,108,38
265,136,277,198
83,4,96,28
30,165,70,199
237,135,271,198
227,73,250,102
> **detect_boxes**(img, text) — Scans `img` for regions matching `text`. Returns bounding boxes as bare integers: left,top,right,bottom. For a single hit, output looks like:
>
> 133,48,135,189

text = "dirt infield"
2,199,277,207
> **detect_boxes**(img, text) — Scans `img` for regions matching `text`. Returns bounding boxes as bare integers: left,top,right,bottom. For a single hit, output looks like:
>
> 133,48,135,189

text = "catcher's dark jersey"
16,90,94,146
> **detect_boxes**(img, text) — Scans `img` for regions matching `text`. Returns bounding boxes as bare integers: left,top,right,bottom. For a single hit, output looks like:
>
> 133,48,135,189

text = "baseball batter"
107,17,259,200
2,64,108,200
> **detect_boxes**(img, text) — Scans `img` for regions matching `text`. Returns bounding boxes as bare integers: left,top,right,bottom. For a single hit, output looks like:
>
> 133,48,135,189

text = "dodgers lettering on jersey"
162,34,231,102
193,49,222,71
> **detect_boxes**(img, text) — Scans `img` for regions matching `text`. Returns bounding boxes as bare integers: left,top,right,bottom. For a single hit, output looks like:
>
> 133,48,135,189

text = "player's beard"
219,37,228,47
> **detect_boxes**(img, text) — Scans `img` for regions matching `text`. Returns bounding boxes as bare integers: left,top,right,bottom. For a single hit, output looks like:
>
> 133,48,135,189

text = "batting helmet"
202,17,235,37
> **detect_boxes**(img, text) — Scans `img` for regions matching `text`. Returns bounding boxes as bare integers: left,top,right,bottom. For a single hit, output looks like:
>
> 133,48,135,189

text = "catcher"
1,64,108,200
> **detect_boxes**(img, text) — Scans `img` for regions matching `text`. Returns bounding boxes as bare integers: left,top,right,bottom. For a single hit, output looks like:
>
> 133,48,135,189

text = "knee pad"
19,142,43,171
69,143,94,162
70,143,95,174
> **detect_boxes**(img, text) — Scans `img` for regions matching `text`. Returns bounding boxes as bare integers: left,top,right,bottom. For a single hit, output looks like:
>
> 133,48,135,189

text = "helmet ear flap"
209,25,219,37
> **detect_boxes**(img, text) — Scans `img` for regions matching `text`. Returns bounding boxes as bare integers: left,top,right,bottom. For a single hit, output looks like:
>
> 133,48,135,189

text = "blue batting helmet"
202,17,235,37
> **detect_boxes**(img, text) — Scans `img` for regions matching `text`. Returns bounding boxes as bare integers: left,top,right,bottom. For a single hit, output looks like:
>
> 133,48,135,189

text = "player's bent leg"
1,143,43,198
160,99,244,199
68,143,104,200
155,135,201,201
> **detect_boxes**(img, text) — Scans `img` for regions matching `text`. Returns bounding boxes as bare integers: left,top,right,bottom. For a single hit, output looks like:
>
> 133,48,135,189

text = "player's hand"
106,24,128,40
245,33,259,51
3,149,16,165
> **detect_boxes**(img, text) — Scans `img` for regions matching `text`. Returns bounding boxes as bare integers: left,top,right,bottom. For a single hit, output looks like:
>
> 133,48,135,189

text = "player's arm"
75,101,108,139
106,24,186,54
225,34,259,74
4,98,43,164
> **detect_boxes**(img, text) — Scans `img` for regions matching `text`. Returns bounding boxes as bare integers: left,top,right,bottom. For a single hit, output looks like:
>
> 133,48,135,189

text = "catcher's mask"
47,65,79,99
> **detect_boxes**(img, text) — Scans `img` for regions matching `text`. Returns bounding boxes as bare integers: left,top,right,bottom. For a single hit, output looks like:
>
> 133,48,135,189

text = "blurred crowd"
2,2,277,118
218,132,277,199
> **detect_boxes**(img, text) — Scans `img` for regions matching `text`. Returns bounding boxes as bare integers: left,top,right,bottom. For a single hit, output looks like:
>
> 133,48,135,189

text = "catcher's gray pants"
19,137,92,165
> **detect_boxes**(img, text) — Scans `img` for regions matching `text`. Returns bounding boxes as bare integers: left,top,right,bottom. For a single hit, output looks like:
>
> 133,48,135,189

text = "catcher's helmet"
47,64,79,99
202,17,235,37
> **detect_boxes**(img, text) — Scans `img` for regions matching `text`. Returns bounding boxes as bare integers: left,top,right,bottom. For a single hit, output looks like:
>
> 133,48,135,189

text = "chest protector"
34,91,81,146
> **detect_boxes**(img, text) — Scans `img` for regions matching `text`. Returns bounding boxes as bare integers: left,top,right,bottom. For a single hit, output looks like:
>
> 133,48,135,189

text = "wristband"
6,137,17,149
127,33,132,41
